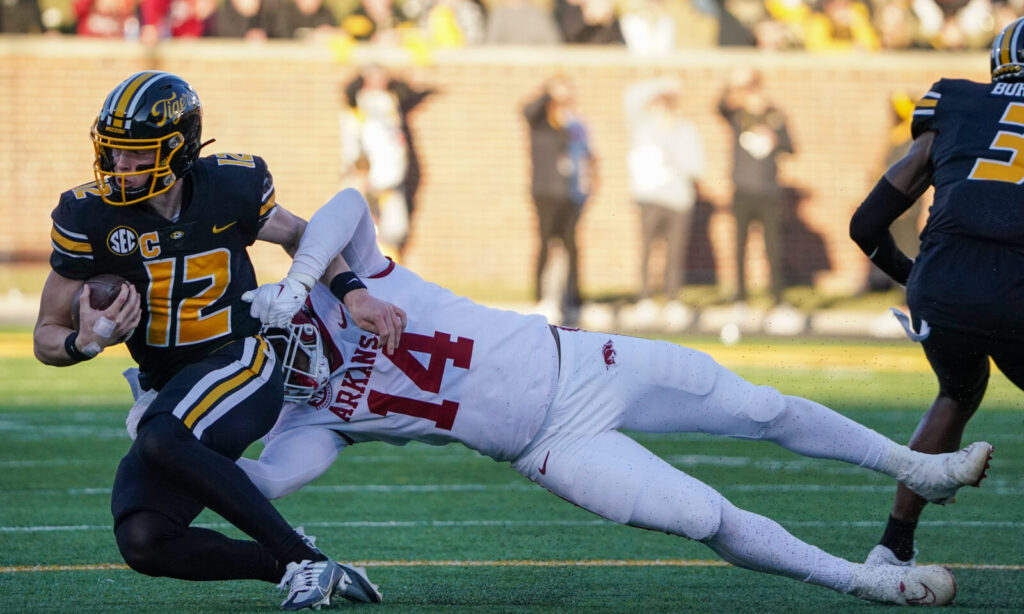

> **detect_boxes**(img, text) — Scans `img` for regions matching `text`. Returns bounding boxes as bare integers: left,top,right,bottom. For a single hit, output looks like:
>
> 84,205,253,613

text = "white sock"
874,445,921,482
704,499,854,593
767,396,902,473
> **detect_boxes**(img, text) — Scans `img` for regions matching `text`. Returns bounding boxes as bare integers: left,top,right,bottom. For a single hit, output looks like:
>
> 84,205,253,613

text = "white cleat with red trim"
899,441,994,504
850,563,956,606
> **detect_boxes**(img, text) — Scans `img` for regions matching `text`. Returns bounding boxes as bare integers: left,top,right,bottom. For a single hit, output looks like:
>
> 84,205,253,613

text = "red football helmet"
263,308,331,404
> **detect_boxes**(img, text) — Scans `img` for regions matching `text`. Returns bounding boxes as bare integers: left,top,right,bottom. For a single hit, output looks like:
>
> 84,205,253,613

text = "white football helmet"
262,309,331,404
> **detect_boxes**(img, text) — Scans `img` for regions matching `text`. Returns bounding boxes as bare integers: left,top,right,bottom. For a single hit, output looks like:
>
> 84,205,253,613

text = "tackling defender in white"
150,189,993,607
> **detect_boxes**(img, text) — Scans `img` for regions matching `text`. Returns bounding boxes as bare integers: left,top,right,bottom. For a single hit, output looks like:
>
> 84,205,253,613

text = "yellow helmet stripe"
109,72,161,129
182,338,269,429
1002,19,1024,67
1000,27,1010,67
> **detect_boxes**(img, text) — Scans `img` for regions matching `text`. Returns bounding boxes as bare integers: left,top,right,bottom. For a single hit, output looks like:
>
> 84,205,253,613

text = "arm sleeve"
849,176,916,285
287,188,390,280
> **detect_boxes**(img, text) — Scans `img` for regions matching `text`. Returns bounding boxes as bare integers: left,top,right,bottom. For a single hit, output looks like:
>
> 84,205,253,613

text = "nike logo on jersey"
212,221,237,234
539,451,550,475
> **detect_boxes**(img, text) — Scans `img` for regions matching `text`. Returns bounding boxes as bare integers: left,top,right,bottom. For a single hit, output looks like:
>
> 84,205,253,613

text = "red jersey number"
367,331,474,430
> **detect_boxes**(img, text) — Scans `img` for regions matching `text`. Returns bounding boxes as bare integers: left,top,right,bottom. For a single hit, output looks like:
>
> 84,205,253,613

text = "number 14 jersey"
272,265,560,462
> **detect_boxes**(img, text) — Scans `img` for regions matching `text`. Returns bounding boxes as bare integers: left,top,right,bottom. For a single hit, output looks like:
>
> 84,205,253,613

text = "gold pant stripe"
182,338,269,429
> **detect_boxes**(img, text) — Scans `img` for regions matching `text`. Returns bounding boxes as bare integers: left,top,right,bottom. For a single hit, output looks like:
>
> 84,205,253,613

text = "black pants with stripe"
111,336,318,582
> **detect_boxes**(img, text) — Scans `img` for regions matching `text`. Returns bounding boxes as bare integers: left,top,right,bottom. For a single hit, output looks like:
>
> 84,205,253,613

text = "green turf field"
0,335,1021,613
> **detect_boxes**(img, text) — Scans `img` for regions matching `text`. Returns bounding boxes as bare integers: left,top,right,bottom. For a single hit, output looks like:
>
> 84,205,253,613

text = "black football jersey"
50,153,278,387
907,79,1024,337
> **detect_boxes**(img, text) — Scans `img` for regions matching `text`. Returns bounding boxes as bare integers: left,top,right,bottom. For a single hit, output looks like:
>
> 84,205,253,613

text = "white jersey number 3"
367,331,474,430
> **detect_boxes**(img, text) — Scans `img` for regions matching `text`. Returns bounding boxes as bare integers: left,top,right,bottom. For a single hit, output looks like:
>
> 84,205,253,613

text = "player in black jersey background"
33,71,402,610
850,19,1024,567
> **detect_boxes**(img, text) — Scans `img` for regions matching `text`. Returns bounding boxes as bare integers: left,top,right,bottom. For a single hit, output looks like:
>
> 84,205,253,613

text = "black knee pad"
114,511,184,577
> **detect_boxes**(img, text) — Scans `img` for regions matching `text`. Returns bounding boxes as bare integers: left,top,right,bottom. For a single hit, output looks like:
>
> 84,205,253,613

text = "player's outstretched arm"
245,190,403,342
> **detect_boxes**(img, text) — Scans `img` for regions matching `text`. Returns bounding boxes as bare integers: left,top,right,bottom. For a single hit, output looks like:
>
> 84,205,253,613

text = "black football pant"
922,324,1024,404
111,336,318,582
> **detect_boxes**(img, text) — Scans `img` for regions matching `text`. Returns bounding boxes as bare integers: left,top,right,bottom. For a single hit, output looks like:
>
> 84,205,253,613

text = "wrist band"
329,271,367,302
65,331,100,362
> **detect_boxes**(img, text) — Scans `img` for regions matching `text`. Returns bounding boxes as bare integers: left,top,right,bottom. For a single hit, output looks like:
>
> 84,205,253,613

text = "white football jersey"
266,264,560,462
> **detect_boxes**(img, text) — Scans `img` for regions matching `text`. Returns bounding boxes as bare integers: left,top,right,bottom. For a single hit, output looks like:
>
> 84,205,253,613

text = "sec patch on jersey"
71,273,130,330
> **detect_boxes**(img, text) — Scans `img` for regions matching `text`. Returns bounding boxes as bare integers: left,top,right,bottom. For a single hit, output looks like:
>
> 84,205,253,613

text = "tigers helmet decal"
91,71,203,206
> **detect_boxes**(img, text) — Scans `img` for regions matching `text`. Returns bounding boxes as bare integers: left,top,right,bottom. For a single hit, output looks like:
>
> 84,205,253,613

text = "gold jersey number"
144,248,232,347
969,102,1024,183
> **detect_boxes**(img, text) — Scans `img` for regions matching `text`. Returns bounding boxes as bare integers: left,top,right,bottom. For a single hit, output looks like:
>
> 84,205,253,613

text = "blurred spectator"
992,0,1022,34
486,0,561,44
875,0,924,49
718,67,794,306
714,0,759,45
624,77,705,322
74,0,140,37
803,0,881,51
523,74,595,324
619,0,677,53
717,0,801,48
270,0,339,39
915,0,996,49
417,0,487,46
207,0,277,38
341,0,415,44
340,66,434,260
139,0,216,43
555,0,625,44
1,0,46,32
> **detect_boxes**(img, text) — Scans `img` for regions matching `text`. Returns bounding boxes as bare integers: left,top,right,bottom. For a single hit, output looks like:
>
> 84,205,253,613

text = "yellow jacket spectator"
803,0,880,52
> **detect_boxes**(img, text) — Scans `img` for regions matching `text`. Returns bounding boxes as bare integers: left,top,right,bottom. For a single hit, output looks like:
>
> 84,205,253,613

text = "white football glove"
241,274,314,328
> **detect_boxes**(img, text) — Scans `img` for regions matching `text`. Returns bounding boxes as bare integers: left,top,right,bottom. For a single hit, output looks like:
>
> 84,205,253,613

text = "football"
70,273,131,331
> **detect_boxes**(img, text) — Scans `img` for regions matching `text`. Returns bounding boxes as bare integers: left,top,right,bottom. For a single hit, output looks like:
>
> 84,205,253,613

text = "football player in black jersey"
33,71,402,610
850,20,1024,567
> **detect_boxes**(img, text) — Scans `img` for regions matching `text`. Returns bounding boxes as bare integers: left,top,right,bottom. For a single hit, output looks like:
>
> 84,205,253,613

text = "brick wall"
0,38,987,297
